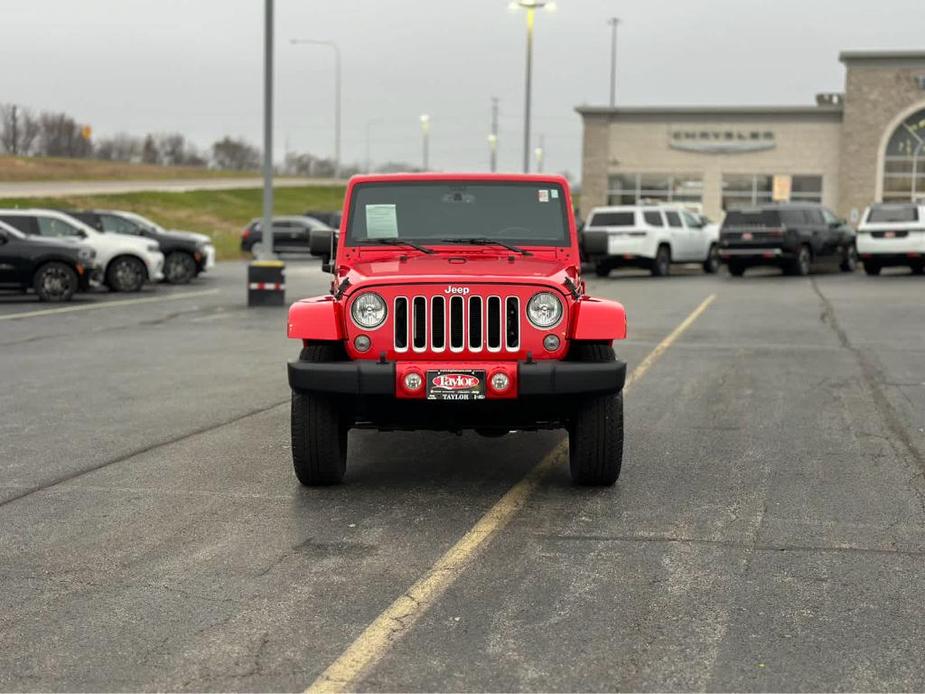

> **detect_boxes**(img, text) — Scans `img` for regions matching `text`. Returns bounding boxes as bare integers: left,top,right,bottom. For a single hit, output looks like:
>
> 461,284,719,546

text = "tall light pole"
489,97,499,172
261,0,274,261
365,117,383,173
291,38,341,179
534,133,545,172
608,17,619,107
511,0,555,173
420,113,430,170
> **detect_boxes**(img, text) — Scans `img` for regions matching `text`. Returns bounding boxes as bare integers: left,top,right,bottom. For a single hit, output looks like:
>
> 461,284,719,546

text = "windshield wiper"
438,237,532,256
357,238,435,254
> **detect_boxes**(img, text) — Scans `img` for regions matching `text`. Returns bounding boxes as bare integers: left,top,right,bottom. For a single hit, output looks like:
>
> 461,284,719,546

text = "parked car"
303,210,342,229
856,202,925,275
0,209,164,292
581,203,721,277
65,209,214,284
719,203,857,276
0,220,97,301
241,215,335,256
287,172,628,486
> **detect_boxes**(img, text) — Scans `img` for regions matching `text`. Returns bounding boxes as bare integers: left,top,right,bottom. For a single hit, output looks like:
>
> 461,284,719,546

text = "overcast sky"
1,0,923,178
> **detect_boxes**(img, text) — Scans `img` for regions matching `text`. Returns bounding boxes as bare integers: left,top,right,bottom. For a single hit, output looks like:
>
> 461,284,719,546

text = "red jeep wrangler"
287,173,628,486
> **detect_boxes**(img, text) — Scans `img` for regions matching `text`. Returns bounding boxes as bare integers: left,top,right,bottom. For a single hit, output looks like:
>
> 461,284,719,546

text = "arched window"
883,107,925,202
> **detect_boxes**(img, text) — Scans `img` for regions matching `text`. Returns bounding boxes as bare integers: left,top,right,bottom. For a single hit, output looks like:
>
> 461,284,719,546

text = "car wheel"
164,251,197,284
863,261,882,276
567,341,623,486
594,261,612,278
250,241,264,258
839,244,858,272
911,262,924,275
650,244,671,277
702,244,720,274
106,256,146,292
33,262,78,302
787,245,811,276
291,342,348,486
728,260,746,277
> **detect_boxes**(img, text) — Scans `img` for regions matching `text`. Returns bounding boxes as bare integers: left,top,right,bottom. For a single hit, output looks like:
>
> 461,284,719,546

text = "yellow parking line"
0,289,221,321
306,292,718,693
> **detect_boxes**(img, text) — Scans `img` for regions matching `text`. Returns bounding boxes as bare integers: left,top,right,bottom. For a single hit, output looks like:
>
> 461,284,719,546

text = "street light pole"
489,96,499,172
291,38,341,179
261,0,274,261
420,114,430,170
608,17,619,107
512,1,553,173
365,117,383,173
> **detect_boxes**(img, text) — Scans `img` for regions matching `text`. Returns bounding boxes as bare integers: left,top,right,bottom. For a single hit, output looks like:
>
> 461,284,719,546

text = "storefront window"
883,108,925,202
607,173,703,206
722,174,820,209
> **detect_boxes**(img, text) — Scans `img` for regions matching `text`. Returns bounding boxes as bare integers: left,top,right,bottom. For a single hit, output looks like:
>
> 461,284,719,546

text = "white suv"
857,202,925,275
581,204,720,277
0,209,164,291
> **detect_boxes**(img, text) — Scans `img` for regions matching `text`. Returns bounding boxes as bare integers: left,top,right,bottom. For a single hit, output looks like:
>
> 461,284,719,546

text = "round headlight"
351,292,387,329
526,292,563,328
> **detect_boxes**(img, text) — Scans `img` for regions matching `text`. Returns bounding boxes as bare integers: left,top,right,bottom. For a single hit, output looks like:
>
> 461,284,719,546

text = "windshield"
123,211,164,233
723,209,781,228
345,181,570,247
867,205,918,223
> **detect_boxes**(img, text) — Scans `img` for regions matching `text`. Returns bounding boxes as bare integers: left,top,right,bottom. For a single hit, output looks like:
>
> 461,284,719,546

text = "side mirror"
309,228,334,257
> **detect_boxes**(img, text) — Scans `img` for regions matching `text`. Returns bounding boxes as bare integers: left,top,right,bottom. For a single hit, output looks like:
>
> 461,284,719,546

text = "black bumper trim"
518,360,626,395
288,359,626,397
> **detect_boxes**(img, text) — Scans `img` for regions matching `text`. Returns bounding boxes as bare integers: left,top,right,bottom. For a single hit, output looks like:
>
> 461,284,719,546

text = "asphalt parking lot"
1,261,924,691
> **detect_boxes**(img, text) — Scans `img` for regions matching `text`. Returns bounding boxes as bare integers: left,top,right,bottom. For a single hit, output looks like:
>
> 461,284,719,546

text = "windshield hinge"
333,277,351,300
563,277,581,300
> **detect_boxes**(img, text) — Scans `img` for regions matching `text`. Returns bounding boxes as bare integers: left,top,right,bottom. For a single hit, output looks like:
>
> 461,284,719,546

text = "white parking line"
0,289,222,321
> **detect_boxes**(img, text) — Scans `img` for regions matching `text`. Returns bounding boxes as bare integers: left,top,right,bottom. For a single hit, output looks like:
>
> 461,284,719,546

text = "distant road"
0,176,344,199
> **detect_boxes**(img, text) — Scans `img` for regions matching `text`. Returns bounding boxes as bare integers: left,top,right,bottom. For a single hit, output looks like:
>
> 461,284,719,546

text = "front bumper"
288,358,627,398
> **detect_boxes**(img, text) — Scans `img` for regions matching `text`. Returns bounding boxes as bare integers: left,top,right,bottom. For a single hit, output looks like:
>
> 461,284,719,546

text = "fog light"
404,372,423,391
490,372,510,392
543,334,560,351
354,335,371,352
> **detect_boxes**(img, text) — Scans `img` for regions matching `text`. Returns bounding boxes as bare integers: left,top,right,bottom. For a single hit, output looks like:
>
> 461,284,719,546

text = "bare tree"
211,136,260,170
94,132,143,161
0,104,40,155
37,111,92,157
141,135,159,164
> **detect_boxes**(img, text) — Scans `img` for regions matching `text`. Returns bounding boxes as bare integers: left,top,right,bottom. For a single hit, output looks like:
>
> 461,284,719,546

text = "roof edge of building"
574,105,844,116
839,50,925,63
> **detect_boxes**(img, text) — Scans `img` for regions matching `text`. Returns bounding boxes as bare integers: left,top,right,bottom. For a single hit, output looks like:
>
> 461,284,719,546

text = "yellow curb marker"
307,293,718,693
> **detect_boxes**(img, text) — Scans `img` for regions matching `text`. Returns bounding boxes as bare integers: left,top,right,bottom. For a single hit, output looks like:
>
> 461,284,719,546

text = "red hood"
341,250,576,290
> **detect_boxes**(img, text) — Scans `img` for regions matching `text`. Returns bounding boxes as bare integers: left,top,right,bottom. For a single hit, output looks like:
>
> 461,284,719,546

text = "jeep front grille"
393,294,520,353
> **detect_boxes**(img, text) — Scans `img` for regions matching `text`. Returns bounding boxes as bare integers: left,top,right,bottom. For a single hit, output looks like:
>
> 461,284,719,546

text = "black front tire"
839,244,858,273
728,260,746,277
567,341,624,486
106,256,146,292
702,244,720,274
911,262,924,275
594,261,612,278
650,244,671,277
291,342,348,486
863,261,882,276
33,262,78,302
787,245,811,276
164,251,197,284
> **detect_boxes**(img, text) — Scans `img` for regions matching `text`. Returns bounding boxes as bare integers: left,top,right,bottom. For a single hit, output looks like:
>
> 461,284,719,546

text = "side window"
0,215,39,235
680,210,701,228
806,209,825,225
37,216,82,238
100,214,139,235
643,210,663,227
821,209,839,225
665,211,683,228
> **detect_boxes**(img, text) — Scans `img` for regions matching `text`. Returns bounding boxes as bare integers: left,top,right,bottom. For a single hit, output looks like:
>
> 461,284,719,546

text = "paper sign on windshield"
366,204,399,238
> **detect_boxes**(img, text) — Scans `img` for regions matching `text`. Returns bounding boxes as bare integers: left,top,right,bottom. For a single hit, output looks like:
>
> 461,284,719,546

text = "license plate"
426,370,486,400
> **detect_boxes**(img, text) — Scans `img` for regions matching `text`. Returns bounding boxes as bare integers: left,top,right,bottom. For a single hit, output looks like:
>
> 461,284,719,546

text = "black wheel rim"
42,266,73,298
166,254,194,282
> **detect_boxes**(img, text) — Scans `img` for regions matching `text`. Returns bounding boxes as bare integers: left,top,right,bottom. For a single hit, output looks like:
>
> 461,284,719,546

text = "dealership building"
577,51,925,222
